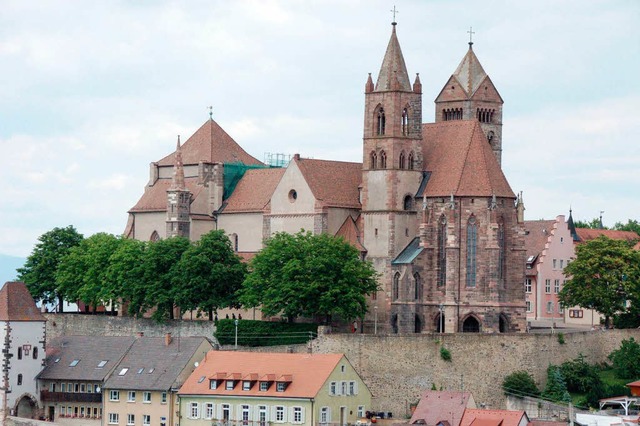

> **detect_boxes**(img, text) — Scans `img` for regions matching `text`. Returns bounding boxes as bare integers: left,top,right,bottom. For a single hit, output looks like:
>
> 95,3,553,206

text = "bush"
605,383,632,398
502,370,540,398
608,338,640,379
560,354,603,394
542,365,571,403
557,333,565,344
214,319,318,347
440,346,452,361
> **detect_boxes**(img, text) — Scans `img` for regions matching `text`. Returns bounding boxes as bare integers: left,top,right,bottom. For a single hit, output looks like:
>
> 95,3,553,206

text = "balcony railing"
40,390,102,403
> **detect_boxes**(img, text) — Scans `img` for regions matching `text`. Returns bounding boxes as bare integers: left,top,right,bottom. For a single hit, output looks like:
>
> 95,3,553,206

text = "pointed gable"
375,24,412,92
224,168,286,213
335,215,366,253
420,120,514,198
157,119,263,167
523,220,556,258
453,46,488,97
0,282,46,321
294,157,362,209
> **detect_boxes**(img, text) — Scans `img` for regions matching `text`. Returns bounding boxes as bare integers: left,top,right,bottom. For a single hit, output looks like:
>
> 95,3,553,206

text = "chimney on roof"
293,153,300,161
164,332,172,346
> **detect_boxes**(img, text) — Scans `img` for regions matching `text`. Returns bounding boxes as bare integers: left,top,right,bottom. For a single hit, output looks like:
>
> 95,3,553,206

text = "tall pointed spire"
171,135,186,190
567,208,580,242
375,23,411,92
452,43,488,96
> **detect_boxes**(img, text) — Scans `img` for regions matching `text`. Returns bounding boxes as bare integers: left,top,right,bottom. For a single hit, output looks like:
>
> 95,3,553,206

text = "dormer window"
259,381,269,391
226,380,235,390
243,381,252,391
276,382,287,392
209,379,218,390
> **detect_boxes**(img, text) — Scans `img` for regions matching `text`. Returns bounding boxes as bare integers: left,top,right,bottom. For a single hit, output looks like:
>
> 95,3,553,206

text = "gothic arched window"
150,231,160,242
497,218,506,284
379,150,387,169
399,151,406,169
414,273,422,300
401,108,409,135
370,151,377,170
408,151,414,170
437,215,447,287
466,216,477,287
403,195,413,211
392,273,400,301
377,107,386,135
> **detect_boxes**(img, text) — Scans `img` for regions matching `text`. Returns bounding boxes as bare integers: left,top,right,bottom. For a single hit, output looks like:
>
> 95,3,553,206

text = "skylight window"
97,360,108,368
54,358,60,363
119,368,129,376
148,368,155,374
69,359,80,367
198,376,206,383
138,368,144,374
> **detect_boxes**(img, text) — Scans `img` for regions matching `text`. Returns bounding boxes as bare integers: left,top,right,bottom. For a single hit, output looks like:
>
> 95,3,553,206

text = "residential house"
38,335,136,424
102,334,213,426
627,381,640,397
0,282,47,419
409,391,476,425
459,409,529,426
178,351,372,426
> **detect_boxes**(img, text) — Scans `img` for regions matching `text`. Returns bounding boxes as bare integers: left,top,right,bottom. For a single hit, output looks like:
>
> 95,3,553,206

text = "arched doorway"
414,314,422,333
499,314,509,333
462,316,480,333
15,394,38,419
434,313,445,333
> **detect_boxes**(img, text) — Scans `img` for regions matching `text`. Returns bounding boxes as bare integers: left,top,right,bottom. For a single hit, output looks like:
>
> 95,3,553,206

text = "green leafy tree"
502,370,540,398
239,231,379,323
608,337,640,379
142,236,190,321
574,218,607,229
174,230,247,320
559,236,640,327
560,354,605,408
105,238,147,317
613,219,640,236
542,365,571,403
56,233,122,312
17,225,83,312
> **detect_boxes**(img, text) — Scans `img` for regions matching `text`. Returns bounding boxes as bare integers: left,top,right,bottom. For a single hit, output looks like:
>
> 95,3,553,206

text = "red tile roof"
0,282,46,321
294,157,362,209
335,215,366,252
157,119,263,167
237,252,257,262
179,351,344,398
523,220,555,258
410,391,474,425
224,168,286,213
421,121,514,198
129,177,203,213
575,228,639,243
460,409,527,426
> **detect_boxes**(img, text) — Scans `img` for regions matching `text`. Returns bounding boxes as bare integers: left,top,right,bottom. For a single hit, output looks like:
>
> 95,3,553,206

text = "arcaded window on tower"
443,108,463,121
376,107,386,135
379,150,387,169
399,151,406,169
392,273,400,301
466,216,477,288
408,151,415,170
497,219,506,284
403,195,413,211
401,108,409,135
437,215,447,287
370,151,377,169
476,108,495,123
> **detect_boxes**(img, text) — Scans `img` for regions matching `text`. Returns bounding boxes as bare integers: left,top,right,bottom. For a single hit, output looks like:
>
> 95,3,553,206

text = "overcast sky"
1,0,639,258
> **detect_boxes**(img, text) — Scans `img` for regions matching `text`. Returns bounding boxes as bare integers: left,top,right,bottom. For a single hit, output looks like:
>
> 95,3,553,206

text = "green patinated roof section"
392,237,423,265
223,162,273,200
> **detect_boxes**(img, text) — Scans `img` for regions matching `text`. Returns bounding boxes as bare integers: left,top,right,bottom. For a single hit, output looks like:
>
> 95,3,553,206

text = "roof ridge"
454,122,477,194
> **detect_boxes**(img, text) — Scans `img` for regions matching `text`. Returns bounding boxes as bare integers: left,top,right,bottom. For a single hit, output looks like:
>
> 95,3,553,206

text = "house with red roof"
178,351,371,426
410,391,476,425
0,282,47,420
124,20,530,333
459,409,529,426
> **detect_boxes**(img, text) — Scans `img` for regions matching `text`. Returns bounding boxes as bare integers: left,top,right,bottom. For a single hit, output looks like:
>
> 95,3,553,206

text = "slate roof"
523,220,555,258
179,351,344,398
294,157,362,209
392,238,423,265
335,215,366,253
575,228,639,243
420,121,514,198
460,409,527,426
0,282,46,322
157,119,262,167
375,24,412,92
410,391,475,425
223,168,286,213
39,336,136,381
129,177,203,213
103,337,211,391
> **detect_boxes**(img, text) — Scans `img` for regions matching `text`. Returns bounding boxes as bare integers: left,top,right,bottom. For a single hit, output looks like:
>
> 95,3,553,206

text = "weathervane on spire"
208,105,213,120
391,5,398,24
467,26,475,47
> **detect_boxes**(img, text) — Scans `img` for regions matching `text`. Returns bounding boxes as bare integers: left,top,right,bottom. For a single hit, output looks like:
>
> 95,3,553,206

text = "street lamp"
439,303,444,333
374,305,378,335
234,319,239,350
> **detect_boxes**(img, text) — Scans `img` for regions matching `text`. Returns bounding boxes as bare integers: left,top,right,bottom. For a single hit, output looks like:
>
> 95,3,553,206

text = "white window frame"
526,300,532,312
349,381,357,395
127,391,136,402
545,279,551,293
341,381,347,395
276,382,286,392
226,380,235,390
275,406,285,423
189,402,200,419
110,390,120,402
204,403,214,420
554,279,560,294
161,392,167,404
143,392,151,403
547,301,554,313
127,414,135,426
259,381,269,391
210,379,218,390
329,381,336,395
524,279,532,293
243,381,251,391
143,415,150,426
357,406,365,418
108,413,119,425
292,407,303,424
320,407,331,425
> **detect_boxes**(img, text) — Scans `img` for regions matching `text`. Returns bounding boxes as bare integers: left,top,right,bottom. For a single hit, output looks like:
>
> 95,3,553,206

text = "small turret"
413,73,422,94
166,135,191,239
516,191,525,223
365,73,374,93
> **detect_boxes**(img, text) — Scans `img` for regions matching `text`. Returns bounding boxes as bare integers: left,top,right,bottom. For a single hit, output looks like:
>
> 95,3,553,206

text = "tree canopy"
239,231,379,323
17,225,83,312
558,236,640,327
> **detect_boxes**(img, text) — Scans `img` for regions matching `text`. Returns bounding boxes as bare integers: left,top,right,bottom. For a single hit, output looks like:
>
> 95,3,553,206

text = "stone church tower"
361,21,424,325
166,136,191,238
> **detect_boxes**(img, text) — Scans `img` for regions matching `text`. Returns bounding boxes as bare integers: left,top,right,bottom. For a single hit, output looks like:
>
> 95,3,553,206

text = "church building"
125,22,527,333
